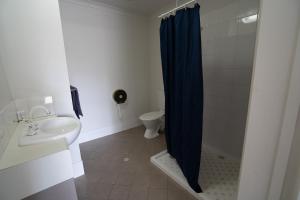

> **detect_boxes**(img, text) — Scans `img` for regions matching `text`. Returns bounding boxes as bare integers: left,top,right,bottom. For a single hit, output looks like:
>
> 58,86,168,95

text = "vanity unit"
0,116,81,200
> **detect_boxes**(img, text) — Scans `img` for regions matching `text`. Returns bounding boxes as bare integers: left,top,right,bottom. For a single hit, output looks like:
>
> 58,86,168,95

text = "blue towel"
70,85,83,119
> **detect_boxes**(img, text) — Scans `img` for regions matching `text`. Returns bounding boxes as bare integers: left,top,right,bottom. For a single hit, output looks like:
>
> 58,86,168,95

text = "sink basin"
19,116,81,146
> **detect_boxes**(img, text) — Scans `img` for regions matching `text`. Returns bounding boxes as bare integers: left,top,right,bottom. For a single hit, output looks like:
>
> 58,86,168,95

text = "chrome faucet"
27,122,39,136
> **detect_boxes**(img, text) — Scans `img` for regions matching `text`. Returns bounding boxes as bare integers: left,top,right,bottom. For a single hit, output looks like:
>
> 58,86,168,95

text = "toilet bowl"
139,111,164,139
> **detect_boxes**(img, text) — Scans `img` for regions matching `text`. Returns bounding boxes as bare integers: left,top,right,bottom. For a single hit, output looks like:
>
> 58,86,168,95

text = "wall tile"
237,0,259,19
200,0,258,158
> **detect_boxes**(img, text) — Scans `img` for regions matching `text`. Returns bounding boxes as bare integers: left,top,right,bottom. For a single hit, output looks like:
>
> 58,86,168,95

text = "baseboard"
72,160,84,178
78,119,142,144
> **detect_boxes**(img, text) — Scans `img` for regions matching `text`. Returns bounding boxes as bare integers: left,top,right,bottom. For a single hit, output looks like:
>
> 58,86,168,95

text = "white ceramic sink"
19,116,81,146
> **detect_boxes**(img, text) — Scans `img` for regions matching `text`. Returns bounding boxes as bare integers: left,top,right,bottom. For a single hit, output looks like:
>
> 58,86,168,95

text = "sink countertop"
0,122,69,171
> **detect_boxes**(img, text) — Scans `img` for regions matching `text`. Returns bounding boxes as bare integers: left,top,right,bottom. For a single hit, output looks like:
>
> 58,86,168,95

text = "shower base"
150,146,240,200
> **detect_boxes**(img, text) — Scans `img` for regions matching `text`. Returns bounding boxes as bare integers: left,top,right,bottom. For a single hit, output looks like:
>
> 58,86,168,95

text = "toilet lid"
140,111,164,121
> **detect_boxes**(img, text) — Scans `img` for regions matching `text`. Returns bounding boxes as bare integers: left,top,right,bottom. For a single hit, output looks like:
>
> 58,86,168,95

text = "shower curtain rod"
158,0,197,18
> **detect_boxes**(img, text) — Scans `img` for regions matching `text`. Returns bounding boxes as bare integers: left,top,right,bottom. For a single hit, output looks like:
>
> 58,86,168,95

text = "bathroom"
0,0,300,200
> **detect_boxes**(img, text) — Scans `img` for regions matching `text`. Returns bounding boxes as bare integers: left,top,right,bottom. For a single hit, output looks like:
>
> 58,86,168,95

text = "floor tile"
167,178,195,200
108,185,130,200
128,186,148,200
75,127,199,200
147,188,167,200
98,169,119,185
88,182,113,200
75,176,96,198
132,172,150,187
149,171,167,189
116,171,135,186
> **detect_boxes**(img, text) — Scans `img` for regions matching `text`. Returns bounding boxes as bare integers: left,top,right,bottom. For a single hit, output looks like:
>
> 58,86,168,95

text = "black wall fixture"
113,89,127,104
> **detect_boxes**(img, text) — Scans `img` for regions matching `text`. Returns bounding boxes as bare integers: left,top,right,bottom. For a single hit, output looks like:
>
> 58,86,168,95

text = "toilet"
139,111,164,139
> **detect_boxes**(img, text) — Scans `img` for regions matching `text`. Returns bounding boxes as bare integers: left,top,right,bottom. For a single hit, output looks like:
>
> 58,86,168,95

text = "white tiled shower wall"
201,0,258,158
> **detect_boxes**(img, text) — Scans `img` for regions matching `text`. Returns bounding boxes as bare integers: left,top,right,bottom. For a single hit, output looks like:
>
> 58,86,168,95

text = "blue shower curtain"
160,4,203,193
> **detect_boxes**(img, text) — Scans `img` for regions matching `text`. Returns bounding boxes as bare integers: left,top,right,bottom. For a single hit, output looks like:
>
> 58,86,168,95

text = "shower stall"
151,0,259,199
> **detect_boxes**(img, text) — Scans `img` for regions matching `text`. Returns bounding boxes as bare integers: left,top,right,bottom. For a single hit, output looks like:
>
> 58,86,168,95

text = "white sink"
19,116,81,146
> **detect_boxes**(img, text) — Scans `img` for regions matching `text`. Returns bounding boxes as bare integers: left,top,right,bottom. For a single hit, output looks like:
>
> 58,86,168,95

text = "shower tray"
150,146,240,200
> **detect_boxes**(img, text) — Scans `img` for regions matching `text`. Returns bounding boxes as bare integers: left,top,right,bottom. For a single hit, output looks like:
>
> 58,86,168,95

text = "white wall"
0,56,17,160
237,0,300,199
280,24,300,200
60,0,150,140
148,0,259,158
0,60,11,110
281,109,300,200
148,15,165,112
0,0,83,177
0,22,17,161
267,21,300,200
0,0,74,116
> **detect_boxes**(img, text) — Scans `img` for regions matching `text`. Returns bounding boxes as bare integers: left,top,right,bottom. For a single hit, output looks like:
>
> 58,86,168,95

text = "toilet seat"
139,111,164,121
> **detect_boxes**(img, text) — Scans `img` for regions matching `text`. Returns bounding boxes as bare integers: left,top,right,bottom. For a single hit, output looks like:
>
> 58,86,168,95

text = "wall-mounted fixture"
113,89,127,104
241,14,258,24
44,96,53,104
113,89,127,119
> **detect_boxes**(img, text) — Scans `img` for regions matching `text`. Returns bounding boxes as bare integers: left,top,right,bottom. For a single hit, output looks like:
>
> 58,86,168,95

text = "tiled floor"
76,126,197,200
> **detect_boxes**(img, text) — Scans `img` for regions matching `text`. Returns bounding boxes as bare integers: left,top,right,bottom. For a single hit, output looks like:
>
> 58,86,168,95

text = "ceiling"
89,0,176,15
87,0,240,16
